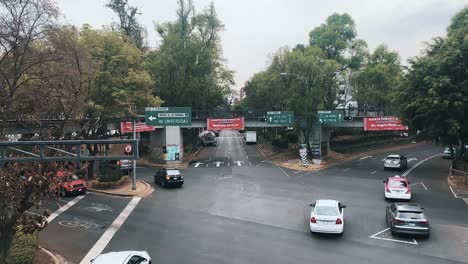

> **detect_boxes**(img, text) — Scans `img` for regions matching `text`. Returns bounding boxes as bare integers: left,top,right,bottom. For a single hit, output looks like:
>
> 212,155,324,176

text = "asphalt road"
39,130,468,264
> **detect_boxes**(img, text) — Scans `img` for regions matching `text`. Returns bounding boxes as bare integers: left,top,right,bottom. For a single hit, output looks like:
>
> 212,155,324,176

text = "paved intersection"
39,130,468,263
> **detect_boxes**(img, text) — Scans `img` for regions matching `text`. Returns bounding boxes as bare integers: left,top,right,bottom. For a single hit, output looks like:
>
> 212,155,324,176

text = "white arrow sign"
234,161,244,167
148,116,156,121
360,155,372,160
213,161,224,167
194,162,203,168
269,117,273,122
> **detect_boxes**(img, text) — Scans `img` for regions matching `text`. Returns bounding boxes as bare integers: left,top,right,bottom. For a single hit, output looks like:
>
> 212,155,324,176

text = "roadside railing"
450,165,468,185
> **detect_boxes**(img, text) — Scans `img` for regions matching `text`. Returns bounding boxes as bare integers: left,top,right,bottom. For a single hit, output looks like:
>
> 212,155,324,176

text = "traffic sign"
318,110,343,123
266,111,294,125
145,107,192,126
124,145,132,153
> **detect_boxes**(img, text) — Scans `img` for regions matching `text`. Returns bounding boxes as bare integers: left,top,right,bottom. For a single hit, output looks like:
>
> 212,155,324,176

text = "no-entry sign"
207,117,244,130
124,145,132,153
364,116,408,131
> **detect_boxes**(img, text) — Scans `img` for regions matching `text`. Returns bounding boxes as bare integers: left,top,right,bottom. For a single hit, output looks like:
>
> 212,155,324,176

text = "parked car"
100,160,133,175
309,199,346,235
91,250,151,264
385,203,430,237
384,154,408,171
384,176,411,200
154,168,184,188
442,147,455,159
57,171,87,197
199,130,217,146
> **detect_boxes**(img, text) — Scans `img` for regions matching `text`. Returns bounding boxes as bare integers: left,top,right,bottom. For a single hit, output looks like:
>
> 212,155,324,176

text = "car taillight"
406,189,411,194
385,187,390,193
166,176,170,180
393,219,402,225
117,160,121,166
310,217,317,223
420,220,429,225
335,218,342,224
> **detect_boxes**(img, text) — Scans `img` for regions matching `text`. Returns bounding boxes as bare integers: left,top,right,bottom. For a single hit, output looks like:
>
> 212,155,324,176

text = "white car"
384,154,408,171
91,251,151,264
309,199,346,235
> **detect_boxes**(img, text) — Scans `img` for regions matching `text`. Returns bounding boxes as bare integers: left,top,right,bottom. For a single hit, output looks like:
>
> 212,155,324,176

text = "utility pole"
132,119,137,190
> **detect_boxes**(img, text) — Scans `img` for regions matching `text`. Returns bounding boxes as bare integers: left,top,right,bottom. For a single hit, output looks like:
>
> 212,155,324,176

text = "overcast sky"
57,0,467,90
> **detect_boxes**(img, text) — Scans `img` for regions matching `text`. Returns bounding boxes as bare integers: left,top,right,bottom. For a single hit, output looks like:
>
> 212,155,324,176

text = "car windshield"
388,180,407,188
386,157,400,160
167,170,180,176
398,211,425,219
315,206,339,216
71,175,79,180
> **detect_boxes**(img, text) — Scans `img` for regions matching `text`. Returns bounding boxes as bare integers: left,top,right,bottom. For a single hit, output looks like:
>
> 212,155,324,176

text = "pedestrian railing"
450,166,468,185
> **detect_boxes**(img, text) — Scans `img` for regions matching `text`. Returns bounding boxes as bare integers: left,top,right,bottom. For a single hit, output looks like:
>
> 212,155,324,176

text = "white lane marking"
80,197,141,264
205,163,209,167
343,168,351,172
249,161,252,166
407,158,418,163
370,228,418,245
234,161,244,166
411,182,428,191
246,156,249,159
402,153,442,177
360,156,372,160
203,157,212,162
194,162,203,168
47,195,85,223
370,171,377,174
228,162,230,166
449,186,459,198
213,161,224,167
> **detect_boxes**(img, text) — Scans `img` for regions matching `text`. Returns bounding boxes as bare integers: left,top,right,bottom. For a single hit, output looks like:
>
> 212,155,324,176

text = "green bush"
90,176,129,189
184,144,193,153
272,139,289,148
286,133,299,143
6,231,38,264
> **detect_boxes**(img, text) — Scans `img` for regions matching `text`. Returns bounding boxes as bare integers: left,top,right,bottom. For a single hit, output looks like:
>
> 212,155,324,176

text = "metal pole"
132,119,137,190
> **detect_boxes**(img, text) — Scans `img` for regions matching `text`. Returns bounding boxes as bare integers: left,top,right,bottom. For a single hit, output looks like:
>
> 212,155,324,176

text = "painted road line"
370,228,418,245
205,163,209,167
360,155,372,160
411,182,428,191
80,197,142,264
370,171,377,175
194,162,203,168
449,186,459,198
343,168,351,172
249,161,252,166
47,195,85,223
407,158,418,163
402,153,442,177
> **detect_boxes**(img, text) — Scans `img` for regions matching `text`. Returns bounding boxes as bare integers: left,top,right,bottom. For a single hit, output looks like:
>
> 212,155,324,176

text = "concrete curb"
258,141,428,172
38,247,60,264
88,180,154,197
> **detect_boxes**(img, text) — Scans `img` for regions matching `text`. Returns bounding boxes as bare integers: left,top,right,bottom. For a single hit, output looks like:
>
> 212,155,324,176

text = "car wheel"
161,181,165,188
179,183,183,188
338,231,343,237
390,226,397,236
384,167,387,171
423,233,430,239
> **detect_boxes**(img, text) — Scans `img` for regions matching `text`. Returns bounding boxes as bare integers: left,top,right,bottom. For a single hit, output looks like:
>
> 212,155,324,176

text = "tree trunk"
0,224,15,264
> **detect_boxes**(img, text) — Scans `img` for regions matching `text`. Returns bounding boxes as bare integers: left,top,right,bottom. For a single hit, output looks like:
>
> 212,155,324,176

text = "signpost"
299,148,308,167
145,107,192,126
266,111,294,125
318,110,343,124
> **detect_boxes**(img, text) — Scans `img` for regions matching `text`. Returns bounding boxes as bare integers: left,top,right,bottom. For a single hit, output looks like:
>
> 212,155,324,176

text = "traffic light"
343,116,353,121
259,117,267,122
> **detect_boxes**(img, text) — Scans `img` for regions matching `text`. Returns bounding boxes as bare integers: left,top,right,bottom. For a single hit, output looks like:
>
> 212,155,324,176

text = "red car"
57,171,87,197
383,176,411,200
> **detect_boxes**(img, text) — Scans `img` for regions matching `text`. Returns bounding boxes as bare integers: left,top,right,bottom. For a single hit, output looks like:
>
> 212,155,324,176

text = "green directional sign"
145,107,192,126
267,111,294,125
318,110,343,123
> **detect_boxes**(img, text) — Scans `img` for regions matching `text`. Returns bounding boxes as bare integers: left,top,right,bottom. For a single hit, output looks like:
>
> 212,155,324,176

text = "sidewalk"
88,179,154,197
258,141,427,172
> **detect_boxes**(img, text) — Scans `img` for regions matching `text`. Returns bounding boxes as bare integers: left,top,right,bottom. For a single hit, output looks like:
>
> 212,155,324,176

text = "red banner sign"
120,122,156,133
207,117,244,130
364,116,409,131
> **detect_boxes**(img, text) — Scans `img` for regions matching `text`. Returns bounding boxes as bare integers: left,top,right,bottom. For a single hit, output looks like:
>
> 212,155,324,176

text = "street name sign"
266,111,294,125
145,107,192,126
318,110,343,123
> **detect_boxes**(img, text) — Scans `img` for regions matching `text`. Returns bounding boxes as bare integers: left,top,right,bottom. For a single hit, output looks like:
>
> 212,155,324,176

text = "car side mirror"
383,180,386,183
142,258,148,263
340,205,347,208
309,203,315,207
420,207,424,210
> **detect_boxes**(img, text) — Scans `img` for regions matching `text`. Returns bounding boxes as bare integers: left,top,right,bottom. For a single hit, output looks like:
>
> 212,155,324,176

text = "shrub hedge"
6,231,38,264
90,176,130,189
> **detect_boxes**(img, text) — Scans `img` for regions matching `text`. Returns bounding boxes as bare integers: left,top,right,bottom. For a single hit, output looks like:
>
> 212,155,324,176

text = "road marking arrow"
148,116,156,121
213,161,224,167
194,162,203,168
360,155,372,160
234,161,244,166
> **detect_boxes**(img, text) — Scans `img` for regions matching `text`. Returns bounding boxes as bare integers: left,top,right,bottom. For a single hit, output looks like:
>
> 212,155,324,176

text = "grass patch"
6,231,38,264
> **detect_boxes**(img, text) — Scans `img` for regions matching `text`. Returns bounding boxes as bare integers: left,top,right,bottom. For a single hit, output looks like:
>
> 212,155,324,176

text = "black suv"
154,168,184,188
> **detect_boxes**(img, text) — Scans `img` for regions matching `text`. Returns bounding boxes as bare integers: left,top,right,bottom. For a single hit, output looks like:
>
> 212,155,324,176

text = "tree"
0,0,59,139
352,44,402,114
146,0,233,110
106,0,146,50
0,161,83,263
396,7,468,160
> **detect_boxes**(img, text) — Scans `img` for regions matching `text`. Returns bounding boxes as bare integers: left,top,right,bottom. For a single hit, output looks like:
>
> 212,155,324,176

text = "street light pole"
132,119,137,190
